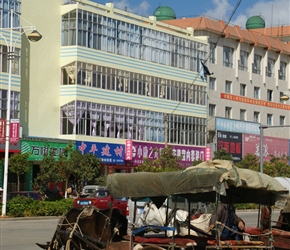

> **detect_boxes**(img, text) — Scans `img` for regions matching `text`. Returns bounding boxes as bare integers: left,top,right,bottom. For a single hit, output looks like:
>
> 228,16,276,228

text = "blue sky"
93,0,290,28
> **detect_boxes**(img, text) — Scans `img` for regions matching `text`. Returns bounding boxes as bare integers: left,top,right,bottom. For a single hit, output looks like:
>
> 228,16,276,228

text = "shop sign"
76,141,125,164
21,140,71,161
131,141,210,167
217,130,242,162
243,134,288,161
216,117,260,135
125,140,133,160
0,119,5,143
10,119,19,143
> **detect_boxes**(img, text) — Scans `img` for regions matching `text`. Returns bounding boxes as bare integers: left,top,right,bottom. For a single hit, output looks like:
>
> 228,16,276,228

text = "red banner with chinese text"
10,119,19,143
0,119,5,143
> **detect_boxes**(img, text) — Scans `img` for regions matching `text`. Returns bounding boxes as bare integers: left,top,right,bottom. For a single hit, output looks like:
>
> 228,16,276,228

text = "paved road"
237,209,279,227
0,217,59,250
0,210,281,250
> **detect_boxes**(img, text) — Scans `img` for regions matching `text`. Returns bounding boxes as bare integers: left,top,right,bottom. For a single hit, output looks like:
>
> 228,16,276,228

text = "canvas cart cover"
107,160,288,206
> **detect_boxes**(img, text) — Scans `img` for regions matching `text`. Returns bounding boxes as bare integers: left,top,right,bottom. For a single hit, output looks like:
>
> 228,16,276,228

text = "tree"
263,154,290,177
236,153,290,177
135,146,182,172
9,152,31,191
34,149,66,195
34,144,103,197
235,153,259,171
66,150,102,194
192,159,203,166
212,148,233,161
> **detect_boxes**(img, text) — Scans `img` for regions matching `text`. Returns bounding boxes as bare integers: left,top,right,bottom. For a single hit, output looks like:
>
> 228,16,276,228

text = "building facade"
163,16,290,161
0,0,212,190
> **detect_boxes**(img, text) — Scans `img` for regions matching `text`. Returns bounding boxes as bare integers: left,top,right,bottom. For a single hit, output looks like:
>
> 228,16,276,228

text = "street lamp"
1,9,42,217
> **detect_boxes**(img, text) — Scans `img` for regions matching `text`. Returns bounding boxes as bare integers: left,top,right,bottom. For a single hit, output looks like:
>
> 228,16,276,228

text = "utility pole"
164,113,168,148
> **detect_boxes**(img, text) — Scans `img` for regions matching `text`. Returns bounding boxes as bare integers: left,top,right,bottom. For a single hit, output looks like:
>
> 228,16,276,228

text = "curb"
0,216,59,221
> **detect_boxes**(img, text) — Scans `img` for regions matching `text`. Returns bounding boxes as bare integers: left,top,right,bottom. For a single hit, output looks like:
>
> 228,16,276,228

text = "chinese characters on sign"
216,117,260,135
21,141,69,161
76,141,125,164
125,140,133,160
0,119,20,143
10,119,19,143
217,130,242,161
243,134,288,161
130,142,211,167
0,119,5,143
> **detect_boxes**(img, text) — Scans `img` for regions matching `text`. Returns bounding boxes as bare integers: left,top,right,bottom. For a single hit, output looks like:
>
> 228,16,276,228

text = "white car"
81,185,106,196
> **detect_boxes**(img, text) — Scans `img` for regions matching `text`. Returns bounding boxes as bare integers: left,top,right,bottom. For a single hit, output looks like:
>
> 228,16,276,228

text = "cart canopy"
107,160,288,207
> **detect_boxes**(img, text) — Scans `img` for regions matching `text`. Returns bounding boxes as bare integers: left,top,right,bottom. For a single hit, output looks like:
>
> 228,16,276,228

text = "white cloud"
202,0,233,20
200,0,290,28
233,0,290,27
112,0,150,16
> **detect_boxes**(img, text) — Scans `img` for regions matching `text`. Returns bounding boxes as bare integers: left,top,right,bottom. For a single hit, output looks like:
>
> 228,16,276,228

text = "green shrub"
7,196,35,217
6,197,73,217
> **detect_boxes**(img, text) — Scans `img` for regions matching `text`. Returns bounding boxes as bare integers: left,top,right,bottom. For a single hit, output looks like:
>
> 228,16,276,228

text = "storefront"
76,141,131,174
20,139,72,191
125,140,212,168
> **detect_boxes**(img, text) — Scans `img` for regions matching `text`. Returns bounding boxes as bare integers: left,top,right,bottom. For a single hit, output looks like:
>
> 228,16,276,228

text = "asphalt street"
0,210,280,250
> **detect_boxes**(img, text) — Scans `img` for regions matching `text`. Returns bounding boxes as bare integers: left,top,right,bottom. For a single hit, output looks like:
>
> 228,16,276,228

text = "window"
253,54,261,74
239,50,248,71
267,89,273,101
279,62,286,80
0,90,20,119
240,109,246,121
254,111,259,123
62,63,207,105
209,42,216,64
267,114,272,125
266,58,275,77
225,81,231,93
209,104,216,117
225,107,231,118
0,46,20,74
60,101,207,145
209,77,216,90
223,46,233,67
62,10,207,71
240,84,246,96
254,87,260,99
280,115,285,126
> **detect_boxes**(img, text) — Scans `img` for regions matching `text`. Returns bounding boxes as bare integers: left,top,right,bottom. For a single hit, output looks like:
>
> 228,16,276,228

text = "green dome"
153,6,176,21
246,16,265,29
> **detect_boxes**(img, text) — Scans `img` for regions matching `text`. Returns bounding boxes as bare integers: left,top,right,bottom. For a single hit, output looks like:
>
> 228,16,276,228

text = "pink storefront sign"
243,133,288,161
131,141,211,167
125,140,133,160
10,119,19,144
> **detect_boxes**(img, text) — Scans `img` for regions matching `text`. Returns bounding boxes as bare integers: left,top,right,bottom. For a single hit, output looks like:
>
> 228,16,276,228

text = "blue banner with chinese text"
76,141,125,164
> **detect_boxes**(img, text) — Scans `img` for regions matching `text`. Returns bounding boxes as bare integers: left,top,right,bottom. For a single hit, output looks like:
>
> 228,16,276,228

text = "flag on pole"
200,60,212,81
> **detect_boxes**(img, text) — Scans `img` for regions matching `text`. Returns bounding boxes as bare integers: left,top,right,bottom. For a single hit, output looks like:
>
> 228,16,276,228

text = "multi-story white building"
0,0,212,190
164,15,290,161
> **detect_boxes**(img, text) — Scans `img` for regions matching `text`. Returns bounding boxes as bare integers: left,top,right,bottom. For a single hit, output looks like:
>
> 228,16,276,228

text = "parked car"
7,191,43,201
73,188,128,217
81,185,106,196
